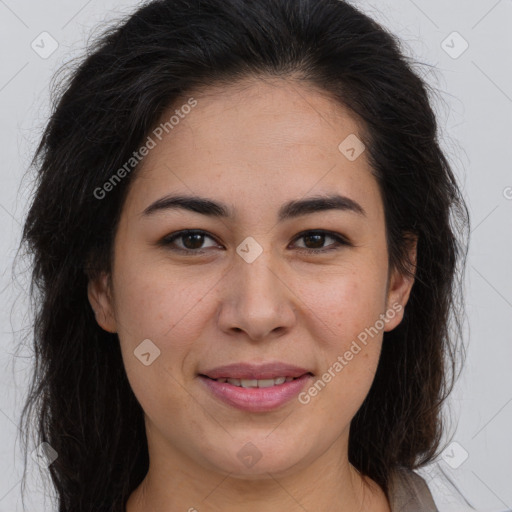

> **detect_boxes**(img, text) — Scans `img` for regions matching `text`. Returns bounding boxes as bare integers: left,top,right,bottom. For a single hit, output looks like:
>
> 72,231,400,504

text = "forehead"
155,77,364,163
125,77,382,222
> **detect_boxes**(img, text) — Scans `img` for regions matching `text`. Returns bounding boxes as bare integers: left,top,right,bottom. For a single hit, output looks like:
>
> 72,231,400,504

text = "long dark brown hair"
15,0,470,510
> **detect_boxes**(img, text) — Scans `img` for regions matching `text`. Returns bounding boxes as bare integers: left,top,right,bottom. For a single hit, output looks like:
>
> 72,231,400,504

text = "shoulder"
388,466,439,512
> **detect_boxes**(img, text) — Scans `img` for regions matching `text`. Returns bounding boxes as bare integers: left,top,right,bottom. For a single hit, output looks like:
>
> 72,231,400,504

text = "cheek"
111,260,214,424
297,267,386,403
112,256,216,347
299,265,388,347
110,256,220,405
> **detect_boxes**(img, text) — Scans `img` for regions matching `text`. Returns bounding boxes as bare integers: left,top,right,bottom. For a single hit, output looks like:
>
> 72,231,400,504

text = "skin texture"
88,77,416,512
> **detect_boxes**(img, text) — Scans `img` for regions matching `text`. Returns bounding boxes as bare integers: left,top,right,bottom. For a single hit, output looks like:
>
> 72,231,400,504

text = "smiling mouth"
199,374,312,388
198,370,314,412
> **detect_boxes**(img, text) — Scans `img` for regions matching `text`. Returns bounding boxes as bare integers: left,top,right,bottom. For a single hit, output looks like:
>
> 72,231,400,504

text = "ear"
87,272,117,333
384,234,418,332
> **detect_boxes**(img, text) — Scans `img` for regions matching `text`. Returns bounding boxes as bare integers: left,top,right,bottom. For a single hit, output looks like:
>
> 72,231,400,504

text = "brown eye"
181,232,207,250
303,233,327,249
160,230,220,254
292,230,350,254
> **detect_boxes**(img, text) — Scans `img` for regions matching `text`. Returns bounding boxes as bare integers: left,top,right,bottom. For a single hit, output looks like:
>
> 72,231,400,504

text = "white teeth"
256,379,276,388
240,379,258,388
218,377,295,387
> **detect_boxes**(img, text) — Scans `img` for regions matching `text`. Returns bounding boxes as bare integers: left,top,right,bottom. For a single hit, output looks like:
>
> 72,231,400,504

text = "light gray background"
0,0,511,511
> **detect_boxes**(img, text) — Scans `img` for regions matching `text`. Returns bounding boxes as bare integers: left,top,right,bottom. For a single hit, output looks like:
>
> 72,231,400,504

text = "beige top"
388,467,438,511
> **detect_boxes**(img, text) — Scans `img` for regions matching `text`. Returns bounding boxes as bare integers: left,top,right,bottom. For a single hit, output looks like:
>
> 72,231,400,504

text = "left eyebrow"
140,193,366,220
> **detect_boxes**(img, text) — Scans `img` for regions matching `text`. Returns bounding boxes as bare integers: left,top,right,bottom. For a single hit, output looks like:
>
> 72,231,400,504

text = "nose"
216,250,297,342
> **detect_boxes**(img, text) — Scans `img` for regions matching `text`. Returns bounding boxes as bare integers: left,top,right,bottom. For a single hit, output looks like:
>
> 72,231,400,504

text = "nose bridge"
218,237,295,339
234,239,281,306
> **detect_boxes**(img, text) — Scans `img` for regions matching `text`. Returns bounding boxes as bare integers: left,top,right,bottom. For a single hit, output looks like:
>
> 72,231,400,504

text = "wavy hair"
15,0,470,510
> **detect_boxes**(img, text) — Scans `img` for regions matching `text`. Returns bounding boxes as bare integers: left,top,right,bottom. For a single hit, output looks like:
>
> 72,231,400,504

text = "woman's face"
89,77,415,480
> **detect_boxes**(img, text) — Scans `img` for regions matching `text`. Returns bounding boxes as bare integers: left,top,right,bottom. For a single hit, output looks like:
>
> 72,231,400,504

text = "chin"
202,439,312,479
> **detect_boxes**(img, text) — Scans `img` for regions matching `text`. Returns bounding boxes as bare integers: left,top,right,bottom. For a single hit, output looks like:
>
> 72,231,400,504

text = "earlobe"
87,272,117,333
384,235,418,332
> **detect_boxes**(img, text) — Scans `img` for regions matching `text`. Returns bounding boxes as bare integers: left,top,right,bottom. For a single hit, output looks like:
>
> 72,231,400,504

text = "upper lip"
200,362,313,380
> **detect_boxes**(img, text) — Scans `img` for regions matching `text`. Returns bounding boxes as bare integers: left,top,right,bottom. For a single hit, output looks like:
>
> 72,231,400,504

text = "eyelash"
159,229,351,255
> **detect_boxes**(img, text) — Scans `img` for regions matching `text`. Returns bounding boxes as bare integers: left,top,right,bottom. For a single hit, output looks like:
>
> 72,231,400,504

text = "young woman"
18,0,470,510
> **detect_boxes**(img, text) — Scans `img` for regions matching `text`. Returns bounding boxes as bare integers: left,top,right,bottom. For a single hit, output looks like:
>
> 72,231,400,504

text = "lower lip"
199,374,312,412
